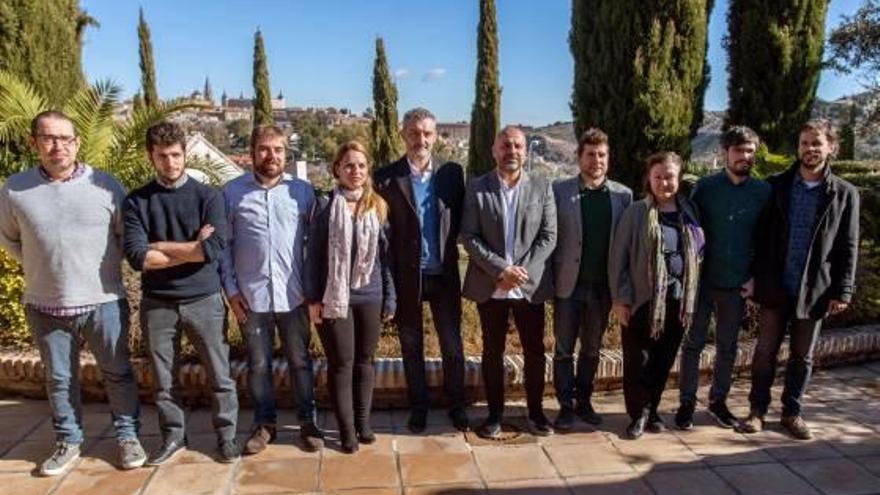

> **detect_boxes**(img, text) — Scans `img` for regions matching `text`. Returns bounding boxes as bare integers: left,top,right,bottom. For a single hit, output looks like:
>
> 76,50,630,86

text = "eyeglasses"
35,134,77,146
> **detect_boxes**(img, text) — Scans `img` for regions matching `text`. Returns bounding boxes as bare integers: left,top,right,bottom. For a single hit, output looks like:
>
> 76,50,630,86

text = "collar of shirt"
408,157,433,183
793,170,825,190
497,171,524,193
38,162,85,183
579,177,608,192
156,173,189,190
249,171,292,189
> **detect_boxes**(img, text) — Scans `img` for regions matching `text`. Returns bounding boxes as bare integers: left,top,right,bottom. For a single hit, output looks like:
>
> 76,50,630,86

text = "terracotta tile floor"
0,363,878,494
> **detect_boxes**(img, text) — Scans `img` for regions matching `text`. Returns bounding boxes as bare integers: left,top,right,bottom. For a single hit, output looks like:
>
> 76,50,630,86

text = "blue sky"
80,0,862,126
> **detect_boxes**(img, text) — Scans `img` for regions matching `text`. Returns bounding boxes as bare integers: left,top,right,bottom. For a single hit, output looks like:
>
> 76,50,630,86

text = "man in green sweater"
0,111,145,476
676,126,771,430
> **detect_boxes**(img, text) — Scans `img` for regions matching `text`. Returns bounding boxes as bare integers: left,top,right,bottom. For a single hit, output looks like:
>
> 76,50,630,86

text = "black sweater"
123,178,227,300
303,192,396,316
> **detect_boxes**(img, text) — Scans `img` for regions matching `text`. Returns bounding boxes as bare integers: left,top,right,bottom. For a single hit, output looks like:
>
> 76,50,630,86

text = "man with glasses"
0,110,145,476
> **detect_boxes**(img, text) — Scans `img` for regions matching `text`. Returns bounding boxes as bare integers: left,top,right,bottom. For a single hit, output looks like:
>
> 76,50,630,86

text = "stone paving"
0,362,878,495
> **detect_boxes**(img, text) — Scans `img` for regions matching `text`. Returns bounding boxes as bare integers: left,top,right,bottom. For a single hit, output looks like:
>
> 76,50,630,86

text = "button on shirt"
221,173,315,312
492,174,525,300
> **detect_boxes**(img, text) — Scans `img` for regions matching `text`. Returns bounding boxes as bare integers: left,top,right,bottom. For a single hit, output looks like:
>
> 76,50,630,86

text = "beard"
255,160,283,178
728,161,752,177
501,160,521,172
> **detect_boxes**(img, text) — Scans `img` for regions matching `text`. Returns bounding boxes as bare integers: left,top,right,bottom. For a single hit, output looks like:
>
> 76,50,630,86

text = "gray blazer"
552,177,633,298
460,171,557,304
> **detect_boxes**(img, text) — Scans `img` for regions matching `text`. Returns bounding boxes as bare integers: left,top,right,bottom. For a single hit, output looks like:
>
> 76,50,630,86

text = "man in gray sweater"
0,111,145,476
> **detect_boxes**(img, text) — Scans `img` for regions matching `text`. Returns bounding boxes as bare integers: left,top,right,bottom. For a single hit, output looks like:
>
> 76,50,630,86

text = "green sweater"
690,171,771,289
577,185,612,288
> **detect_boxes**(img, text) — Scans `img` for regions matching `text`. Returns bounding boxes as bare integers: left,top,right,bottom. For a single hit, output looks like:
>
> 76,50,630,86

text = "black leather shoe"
356,426,376,444
408,409,428,434
675,402,695,431
626,416,647,440
554,408,577,431
575,402,603,425
449,408,470,432
528,414,555,436
646,411,667,433
145,438,186,466
478,418,503,440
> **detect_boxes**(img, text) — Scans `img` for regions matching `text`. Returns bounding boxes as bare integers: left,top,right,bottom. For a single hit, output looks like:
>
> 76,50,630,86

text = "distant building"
438,122,469,142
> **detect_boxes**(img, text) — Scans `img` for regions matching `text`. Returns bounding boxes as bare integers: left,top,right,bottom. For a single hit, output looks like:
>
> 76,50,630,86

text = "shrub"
0,248,27,348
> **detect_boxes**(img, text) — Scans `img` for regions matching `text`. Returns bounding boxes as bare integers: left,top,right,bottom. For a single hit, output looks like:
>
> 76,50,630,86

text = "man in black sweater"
124,122,239,465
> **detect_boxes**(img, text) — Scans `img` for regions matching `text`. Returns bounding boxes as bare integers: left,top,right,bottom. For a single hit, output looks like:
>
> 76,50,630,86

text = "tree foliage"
828,0,880,127
468,0,500,178
252,29,273,126
137,7,159,109
0,0,88,106
570,0,712,190
370,37,403,167
726,0,829,153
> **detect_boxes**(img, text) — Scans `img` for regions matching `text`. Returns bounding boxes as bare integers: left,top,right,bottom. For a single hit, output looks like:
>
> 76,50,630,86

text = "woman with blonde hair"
609,152,704,440
304,141,396,453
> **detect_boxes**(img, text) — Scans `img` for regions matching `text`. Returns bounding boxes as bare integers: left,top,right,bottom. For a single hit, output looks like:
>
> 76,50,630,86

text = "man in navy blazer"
373,108,469,433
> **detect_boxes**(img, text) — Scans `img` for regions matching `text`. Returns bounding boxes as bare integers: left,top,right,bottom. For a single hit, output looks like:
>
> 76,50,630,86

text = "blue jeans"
553,286,611,410
26,299,140,444
243,307,316,425
749,302,822,417
679,284,746,406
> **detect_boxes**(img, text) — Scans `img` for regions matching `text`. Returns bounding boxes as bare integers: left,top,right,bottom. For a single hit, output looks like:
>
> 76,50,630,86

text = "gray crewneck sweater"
0,165,127,306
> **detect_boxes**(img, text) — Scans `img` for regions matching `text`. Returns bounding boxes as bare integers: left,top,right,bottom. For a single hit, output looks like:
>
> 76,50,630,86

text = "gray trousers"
142,293,238,443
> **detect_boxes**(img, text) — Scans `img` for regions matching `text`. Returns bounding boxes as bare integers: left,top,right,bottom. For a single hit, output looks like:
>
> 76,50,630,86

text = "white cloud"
422,67,447,82
394,68,410,79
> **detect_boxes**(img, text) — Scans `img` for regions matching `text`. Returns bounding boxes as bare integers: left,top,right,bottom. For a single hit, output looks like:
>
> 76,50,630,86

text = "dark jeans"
748,303,822,417
679,284,746,406
622,299,685,420
318,301,382,440
243,306,316,425
477,299,546,421
553,285,610,410
142,293,239,443
26,300,139,444
397,273,466,411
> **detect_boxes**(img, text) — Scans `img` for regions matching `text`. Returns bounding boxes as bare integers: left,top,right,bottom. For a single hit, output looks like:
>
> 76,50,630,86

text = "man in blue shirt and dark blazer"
374,108,469,433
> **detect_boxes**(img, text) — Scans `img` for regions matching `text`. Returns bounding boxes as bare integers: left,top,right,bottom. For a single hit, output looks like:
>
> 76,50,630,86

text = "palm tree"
0,70,211,190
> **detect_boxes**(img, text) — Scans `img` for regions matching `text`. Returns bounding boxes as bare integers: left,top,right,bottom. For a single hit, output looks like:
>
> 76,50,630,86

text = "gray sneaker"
118,437,147,469
39,442,81,476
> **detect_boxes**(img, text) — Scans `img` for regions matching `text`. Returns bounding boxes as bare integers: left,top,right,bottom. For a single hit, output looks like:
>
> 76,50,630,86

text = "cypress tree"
252,29,273,126
0,0,88,106
726,0,829,153
468,0,500,178
838,102,857,160
370,37,403,166
570,1,711,190
137,8,158,109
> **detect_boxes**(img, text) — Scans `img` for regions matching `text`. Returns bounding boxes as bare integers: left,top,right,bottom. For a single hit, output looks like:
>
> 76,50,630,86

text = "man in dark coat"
373,107,469,433
739,119,860,440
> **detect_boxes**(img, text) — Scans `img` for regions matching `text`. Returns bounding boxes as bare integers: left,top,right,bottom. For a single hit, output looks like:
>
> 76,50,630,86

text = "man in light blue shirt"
221,124,320,454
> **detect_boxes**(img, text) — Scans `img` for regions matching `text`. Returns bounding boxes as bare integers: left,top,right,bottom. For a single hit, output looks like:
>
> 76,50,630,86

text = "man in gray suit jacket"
460,126,557,439
552,129,632,430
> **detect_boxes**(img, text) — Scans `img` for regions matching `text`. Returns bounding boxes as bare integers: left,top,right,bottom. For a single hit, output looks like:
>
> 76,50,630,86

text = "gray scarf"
321,187,380,319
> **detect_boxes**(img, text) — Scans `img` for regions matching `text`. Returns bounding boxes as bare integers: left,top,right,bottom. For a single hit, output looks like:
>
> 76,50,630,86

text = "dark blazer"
302,191,397,317
373,157,465,328
459,171,557,304
752,163,860,320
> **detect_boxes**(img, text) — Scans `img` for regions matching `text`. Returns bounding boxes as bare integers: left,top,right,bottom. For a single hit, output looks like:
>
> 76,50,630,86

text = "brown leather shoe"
737,412,764,434
781,415,812,440
244,424,276,455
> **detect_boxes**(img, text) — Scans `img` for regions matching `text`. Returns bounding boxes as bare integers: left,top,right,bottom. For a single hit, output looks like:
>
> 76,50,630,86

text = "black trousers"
397,273,467,411
477,299,546,420
318,302,381,440
621,299,685,420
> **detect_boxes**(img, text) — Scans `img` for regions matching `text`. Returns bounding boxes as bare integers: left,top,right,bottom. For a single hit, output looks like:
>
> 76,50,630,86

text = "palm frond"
0,71,48,145
64,79,121,166
185,155,227,187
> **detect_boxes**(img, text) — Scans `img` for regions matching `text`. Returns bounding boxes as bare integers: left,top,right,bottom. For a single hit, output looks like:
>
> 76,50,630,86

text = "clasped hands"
496,265,529,292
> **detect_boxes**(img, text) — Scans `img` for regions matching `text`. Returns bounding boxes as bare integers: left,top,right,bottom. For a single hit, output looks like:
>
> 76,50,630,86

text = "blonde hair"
331,140,388,223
